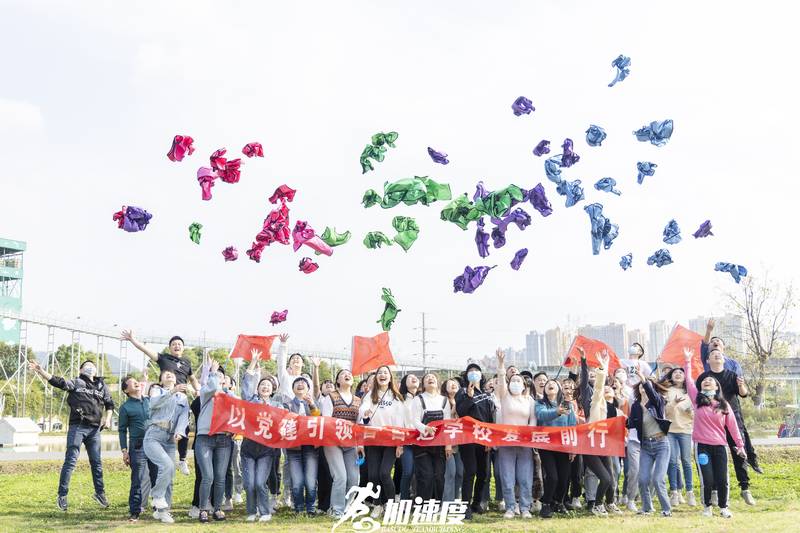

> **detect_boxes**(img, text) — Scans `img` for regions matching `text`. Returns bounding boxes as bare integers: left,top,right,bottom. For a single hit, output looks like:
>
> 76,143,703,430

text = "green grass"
1,447,799,532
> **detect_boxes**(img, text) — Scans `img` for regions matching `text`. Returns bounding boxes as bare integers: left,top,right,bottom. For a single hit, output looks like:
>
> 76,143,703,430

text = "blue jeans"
143,426,176,508
399,444,415,500
323,446,359,515
58,424,104,497
242,454,274,516
127,439,148,516
668,433,693,491
443,450,463,502
497,446,533,512
639,437,671,513
195,434,233,511
287,445,318,513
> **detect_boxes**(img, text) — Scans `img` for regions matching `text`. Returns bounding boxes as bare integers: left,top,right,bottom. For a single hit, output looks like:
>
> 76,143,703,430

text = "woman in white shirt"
408,373,453,501
357,365,405,519
495,349,536,519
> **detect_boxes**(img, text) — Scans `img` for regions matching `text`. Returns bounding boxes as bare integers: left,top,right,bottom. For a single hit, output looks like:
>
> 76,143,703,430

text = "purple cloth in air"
453,265,496,294
561,138,580,167
473,181,489,202
491,208,532,233
693,220,713,238
529,183,553,217
511,96,534,116
511,248,528,271
475,218,490,258
490,226,506,249
533,140,551,157
427,147,449,165
123,206,153,232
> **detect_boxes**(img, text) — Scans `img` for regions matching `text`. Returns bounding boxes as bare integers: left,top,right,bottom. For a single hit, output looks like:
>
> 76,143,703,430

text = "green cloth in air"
360,131,399,174
391,216,419,251
474,185,525,219
362,176,452,209
377,287,401,331
440,194,482,230
362,189,381,208
315,227,351,255
363,231,393,249
189,222,202,244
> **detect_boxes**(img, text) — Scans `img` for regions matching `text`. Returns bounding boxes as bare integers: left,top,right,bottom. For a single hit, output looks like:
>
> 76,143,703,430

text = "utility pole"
413,312,437,373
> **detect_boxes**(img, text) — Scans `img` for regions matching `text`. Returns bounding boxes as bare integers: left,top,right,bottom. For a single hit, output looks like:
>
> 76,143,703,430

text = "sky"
1,0,799,368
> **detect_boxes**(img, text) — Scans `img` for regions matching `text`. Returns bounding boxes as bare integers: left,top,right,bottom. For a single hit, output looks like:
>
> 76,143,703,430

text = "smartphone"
560,401,571,411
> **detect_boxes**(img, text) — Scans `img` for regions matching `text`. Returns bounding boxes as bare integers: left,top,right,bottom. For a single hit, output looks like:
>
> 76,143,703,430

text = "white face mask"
628,345,643,357
82,366,96,377
509,382,524,395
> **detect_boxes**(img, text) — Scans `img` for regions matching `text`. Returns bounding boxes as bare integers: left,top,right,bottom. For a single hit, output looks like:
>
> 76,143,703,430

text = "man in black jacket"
29,359,115,511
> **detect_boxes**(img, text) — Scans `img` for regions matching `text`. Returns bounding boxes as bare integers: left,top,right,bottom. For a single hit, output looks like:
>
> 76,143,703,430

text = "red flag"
659,324,703,377
230,335,278,361
563,335,622,374
351,332,395,375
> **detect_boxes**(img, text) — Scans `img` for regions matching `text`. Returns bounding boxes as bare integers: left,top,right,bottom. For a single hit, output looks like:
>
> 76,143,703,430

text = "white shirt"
276,341,311,401
358,389,406,428
408,392,453,432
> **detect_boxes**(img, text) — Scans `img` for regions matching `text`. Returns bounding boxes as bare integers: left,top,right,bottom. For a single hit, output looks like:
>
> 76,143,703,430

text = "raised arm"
311,356,321,399
495,348,507,400
276,334,290,383
684,348,698,408
703,318,715,345
28,360,54,383
590,352,608,409
121,330,159,362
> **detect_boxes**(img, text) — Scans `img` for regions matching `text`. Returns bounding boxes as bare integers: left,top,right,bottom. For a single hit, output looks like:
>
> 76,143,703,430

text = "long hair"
399,373,419,399
441,377,462,398
660,367,688,393
633,377,669,404
370,365,401,404
538,379,564,408
696,377,730,414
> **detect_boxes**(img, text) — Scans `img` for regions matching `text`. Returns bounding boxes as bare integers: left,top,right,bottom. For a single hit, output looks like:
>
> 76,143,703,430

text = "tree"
726,273,795,408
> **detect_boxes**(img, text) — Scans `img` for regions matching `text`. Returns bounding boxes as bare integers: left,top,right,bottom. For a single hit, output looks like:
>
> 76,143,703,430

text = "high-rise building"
525,331,546,368
628,329,647,352
648,320,671,360
717,313,747,356
545,327,568,367
688,316,708,336
577,322,628,356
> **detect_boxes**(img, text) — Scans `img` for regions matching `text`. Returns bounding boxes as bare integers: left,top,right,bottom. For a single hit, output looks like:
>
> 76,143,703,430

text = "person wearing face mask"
455,362,496,519
494,349,536,519
660,366,696,507
441,378,464,503
683,348,746,518
144,370,190,524
408,373,453,501
29,359,114,512
320,368,362,518
478,375,503,513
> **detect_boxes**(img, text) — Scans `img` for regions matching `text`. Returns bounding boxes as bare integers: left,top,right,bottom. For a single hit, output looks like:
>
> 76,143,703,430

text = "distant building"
649,320,671,360
525,331,547,368
578,322,628,357
688,316,708,337
628,329,647,352
716,314,747,356
545,327,568,367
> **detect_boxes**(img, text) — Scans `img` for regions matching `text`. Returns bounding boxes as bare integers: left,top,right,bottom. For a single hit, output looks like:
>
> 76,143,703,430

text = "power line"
412,312,437,373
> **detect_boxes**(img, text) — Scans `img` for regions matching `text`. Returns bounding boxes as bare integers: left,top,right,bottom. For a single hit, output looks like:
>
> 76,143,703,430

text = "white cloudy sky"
2,0,798,367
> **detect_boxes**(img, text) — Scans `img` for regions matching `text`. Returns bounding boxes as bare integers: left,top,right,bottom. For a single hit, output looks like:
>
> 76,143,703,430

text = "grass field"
1,447,798,532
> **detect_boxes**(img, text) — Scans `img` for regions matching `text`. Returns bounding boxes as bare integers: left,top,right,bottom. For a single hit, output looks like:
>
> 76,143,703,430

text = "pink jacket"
685,361,744,448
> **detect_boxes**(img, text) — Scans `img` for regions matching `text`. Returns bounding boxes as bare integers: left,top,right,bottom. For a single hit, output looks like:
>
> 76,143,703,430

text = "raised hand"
210,359,220,375
250,348,262,363
597,350,609,369
311,356,322,367
28,360,41,373
683,347,694,361
706,318,716,331
173,383,188,394
576,346,586,360
121,330,134,342
279,333,290,343
496,348,505,364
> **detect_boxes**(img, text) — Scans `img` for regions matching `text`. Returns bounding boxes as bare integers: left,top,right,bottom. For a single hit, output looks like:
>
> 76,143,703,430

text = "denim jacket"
147,387,190,438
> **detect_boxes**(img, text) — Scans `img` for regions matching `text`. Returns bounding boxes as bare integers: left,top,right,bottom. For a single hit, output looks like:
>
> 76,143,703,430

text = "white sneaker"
246,514,258,522
571,497,583,509
152,497,168,510
687,492,696,506
514,504,520,515
178,460,190,476
152,510,174,524
222,498,233,511
741,490,756,506
532,500,542,512
188,506,200,518
670,491,680,507
259,514,272,522
606,503,623,515
620,495,628,506
626,501,638,513
720,507,733,518
497,500,506,512
503,509,515,519
710,490,718,507
370,505,384,519
592,504,608,516
678,492,686,504
702,506,713,517
233,493,243,505
521,511,533,519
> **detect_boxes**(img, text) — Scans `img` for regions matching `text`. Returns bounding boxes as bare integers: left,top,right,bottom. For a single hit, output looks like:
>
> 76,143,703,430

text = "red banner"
209,393,626,457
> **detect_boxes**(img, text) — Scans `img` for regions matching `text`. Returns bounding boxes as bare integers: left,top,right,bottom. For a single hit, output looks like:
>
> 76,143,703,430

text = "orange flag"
351,332,395,375
230,335,278,362
659,324,703,377
562,335,622,374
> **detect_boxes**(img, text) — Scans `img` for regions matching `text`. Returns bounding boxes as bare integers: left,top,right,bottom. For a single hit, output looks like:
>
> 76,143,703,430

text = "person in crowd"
320,379,335,397
494,349,536,519
684,347,747,518
560,378,582,511
479,376,503,512
265,373,283,513
310,359,332,515
144,370,190,524
358,365,406,519
285,376,321,515
630,366,672,516
320,368,361,518
625,343,652,387
122,330,198,476
456,363,496,520
535,377,577,518
505,365,519,381
695,347,757,505
396,373,420,500
442,377,464,503
28,359,114,512
532,372,547,400
222,375,244,511
240,348,285,522
195,354,234,522
189,394,203,518
408,373,453,501
661,365,696,507
118,375,151,522
701,319,744,376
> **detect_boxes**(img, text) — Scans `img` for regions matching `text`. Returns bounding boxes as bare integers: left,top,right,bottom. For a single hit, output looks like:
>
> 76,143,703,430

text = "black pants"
460,443,488,510
366,446,396,505
696,443,729,508
414,446,445,501
584,454,615,505
540,450,571,505
192,444,202,507
727,415,755,490
567,454,583,501
178,424,189,461
317,447,332,512
268,453,281,496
